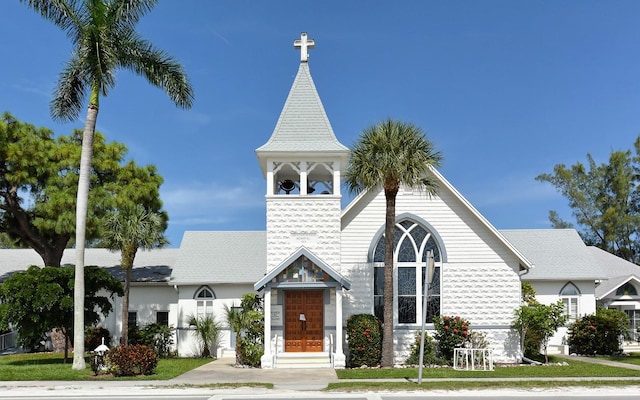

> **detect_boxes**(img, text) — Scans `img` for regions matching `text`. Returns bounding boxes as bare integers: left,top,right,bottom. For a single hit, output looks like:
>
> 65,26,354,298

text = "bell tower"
255,32,350,274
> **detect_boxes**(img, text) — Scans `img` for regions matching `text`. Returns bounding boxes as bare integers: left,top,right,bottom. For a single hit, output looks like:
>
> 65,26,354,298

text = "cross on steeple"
294,32,315,63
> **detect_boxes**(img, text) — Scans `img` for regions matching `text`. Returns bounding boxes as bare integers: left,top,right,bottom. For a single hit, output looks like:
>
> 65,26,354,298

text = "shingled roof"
501,229,604,281
0,248,176,283
171,231,266,285
255,61,349,175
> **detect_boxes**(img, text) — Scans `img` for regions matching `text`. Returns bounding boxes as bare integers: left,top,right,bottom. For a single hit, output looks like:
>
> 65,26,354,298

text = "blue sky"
3,1,640,247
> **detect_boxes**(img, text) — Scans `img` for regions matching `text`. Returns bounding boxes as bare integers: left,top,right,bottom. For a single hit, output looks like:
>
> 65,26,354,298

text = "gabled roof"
501,229,603,281
255,62,349,175
254,246,351,291
171,231,266,285
342,166,534,271
588,246,640,298
0,248,176,283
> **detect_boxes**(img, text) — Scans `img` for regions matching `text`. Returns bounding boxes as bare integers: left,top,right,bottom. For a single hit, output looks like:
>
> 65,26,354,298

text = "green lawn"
2,352,640,392
329,355,640,391
0,352,212,381
336,356,640,379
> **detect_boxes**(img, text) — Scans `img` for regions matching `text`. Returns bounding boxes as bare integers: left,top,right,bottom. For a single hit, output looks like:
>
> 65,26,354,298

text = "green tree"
101,205,168,345
0,113,165,267
536,137,640,263
345,119,442,367
513,283,568,363
21,0,193,369
0,265,123,362
513,301,567,363
521,282,538,306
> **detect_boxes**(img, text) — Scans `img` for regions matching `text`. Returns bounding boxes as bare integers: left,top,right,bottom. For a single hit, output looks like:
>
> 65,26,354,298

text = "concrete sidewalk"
555,354,640,371
168,356,339,390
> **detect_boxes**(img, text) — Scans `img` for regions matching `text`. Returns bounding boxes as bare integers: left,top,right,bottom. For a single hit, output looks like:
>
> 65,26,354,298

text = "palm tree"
188,314,222,358
21,0,193,369
102,205,168,345
345,119,442,367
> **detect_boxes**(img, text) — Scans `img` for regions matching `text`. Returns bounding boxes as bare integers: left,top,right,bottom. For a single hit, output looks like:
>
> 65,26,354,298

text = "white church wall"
109,285,177,345
174,283,255,357
266,197,342,272
340,185,524,364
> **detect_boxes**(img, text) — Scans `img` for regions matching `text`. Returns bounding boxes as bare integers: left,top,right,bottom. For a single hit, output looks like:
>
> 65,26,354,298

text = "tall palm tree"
21,0,193,369
102,205,168,345
345,119,442,367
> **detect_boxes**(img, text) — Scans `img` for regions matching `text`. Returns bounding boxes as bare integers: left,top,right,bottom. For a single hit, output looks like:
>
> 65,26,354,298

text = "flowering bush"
107,344,158,376
346,313,382,367
567,308,628,355
433,315,470,362
405,330,443,366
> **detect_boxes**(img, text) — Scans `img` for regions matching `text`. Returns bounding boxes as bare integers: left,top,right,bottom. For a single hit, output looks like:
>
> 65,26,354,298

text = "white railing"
329,334,334,367
0,331,16,351
272,334,279,367
453,348,493,371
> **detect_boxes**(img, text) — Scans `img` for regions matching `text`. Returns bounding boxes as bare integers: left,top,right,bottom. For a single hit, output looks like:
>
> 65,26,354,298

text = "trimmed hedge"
346,313,382,367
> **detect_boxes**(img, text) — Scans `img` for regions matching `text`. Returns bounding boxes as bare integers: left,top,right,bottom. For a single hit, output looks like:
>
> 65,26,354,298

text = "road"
2,386,639,399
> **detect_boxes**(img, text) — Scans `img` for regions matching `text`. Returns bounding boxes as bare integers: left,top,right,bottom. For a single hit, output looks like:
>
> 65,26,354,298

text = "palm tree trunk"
381,187,398,367
121,266,131,345
72,103,98,370
121,246,137,345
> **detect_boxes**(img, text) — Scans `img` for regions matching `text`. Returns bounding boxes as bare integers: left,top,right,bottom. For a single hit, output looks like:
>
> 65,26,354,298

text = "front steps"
274,352,332,369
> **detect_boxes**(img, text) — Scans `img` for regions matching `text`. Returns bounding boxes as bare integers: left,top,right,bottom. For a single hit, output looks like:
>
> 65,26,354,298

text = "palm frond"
107,0,158,32
20,0,81,36
116,34,194,109
50,55,88,121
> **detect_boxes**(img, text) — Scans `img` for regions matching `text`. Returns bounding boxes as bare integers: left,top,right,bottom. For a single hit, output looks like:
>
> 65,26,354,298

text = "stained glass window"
373,219,442,324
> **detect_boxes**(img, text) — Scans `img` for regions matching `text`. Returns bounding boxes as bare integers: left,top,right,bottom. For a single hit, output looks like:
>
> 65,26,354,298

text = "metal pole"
418,250,434,384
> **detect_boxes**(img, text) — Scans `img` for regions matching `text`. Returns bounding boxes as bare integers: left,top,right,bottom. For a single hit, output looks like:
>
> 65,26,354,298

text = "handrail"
272,334,278,368
329,334,334,367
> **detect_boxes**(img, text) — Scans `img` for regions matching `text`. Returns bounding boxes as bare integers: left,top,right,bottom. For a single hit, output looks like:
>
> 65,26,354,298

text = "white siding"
266,196,342,271
341,186,523,363
175,283,256,357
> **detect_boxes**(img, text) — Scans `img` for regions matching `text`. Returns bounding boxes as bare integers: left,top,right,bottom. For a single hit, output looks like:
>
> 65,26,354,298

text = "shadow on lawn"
8,356,87,366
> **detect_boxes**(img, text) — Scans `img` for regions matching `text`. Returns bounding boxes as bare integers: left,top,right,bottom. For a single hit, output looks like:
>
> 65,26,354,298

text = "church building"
3,33,640,368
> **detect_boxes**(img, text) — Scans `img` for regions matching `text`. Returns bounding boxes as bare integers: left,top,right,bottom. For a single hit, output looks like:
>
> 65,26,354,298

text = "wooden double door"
284,290,324,352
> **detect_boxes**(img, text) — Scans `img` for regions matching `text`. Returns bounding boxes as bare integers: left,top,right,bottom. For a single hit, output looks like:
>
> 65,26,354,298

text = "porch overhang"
254,246,351,291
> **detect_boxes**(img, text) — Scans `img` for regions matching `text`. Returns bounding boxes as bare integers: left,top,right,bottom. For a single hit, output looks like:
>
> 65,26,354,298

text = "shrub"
346,313,382,367
405,330,443,366
188,315,222,358
130,323,175,358
225,293,264,367
107,344,158,376
433,315,470,363
568,307,628,355
85,326,111,351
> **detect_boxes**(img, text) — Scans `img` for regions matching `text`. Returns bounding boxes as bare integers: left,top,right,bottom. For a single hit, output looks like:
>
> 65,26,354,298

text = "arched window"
372,219,442,324
194,286,215,318
560,282,580,321
616,282,638,296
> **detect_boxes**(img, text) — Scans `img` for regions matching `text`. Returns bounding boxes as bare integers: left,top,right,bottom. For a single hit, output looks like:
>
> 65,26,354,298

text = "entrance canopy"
254,246,351,291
